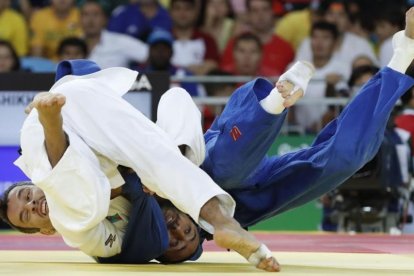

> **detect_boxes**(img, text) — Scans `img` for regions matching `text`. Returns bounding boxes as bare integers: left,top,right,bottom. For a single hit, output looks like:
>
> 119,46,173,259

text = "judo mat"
1,231,413,275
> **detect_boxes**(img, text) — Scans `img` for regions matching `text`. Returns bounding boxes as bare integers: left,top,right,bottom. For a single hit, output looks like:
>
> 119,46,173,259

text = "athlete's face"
159,200,200,262
7,185,54,233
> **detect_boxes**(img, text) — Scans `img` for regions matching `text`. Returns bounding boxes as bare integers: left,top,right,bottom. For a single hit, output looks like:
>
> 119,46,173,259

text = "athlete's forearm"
200,197,240,229
28,92,69,168
40,114,68,168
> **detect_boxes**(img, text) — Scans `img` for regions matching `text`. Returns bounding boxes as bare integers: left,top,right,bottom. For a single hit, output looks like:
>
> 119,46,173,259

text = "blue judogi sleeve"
97,170,169,264
202,68,414,228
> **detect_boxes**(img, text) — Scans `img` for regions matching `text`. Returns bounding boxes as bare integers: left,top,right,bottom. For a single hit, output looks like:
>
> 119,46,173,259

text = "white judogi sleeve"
14,110,124,257
50,68,235,234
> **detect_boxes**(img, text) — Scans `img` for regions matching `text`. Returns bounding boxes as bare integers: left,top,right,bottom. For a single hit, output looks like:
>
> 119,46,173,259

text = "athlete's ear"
40,227,56,235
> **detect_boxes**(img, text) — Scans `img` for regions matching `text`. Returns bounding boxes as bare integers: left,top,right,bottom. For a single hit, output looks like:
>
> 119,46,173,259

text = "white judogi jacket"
15,68,235,257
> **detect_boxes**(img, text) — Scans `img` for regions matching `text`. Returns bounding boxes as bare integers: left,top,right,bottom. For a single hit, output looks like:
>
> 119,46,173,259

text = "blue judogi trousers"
201,67,414,227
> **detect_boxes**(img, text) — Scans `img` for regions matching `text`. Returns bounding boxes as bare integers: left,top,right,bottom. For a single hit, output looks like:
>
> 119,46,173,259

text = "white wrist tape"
247,244,273,266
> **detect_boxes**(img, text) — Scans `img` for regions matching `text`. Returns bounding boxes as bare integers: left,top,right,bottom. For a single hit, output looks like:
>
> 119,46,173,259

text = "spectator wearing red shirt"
232,32,263,76
221,0,294,77
170,0,220,75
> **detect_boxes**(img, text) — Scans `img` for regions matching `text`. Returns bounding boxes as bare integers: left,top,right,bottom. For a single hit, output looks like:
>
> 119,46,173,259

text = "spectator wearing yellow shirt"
30,0,82,60
0,0,29,56
275,6,321,50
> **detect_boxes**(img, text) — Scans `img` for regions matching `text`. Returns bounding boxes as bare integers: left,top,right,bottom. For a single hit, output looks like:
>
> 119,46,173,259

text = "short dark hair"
234,32,262,50
374,6,405,30
348,65,379,87
311,21,339,40
57,37,88,57
170,0,196,8
81,0,107,16
0,39,20,71
0,181,40,234
246,0,272,10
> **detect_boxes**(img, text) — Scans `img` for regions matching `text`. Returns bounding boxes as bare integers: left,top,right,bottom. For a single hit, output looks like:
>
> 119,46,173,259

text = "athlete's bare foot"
276,61,314,108
25,92,68,167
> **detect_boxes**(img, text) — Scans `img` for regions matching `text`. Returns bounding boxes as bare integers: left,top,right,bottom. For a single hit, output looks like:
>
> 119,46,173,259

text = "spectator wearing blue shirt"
108,0,172,41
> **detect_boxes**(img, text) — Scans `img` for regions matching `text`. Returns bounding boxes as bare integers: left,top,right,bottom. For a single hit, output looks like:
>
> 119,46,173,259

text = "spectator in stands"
374,6,404,46
108,0,172,41
347,65,379,98
30,0,82,60
295,0,377,74
231,32,262,76
170,0,220,75
200,0,235,53
13,0,55,20
204,69,235,97
294,21,348,134
351,55,375,70
0,39,20,72
376,6,405,67
221,0,294,77
275,1,322,50
142,28,202,96
80,0,148,69
57,37,88,61
202,69,236,130
395,75,414,234
0,0,29,56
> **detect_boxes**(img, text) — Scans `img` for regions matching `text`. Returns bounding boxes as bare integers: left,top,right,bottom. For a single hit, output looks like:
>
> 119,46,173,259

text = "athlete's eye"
185,227,191,235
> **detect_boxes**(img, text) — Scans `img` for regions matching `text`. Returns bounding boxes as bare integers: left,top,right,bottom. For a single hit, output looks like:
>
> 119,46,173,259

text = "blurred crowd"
0,0,413,132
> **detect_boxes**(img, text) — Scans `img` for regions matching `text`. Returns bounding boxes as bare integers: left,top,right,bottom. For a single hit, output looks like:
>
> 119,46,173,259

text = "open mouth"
39,199,48,216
